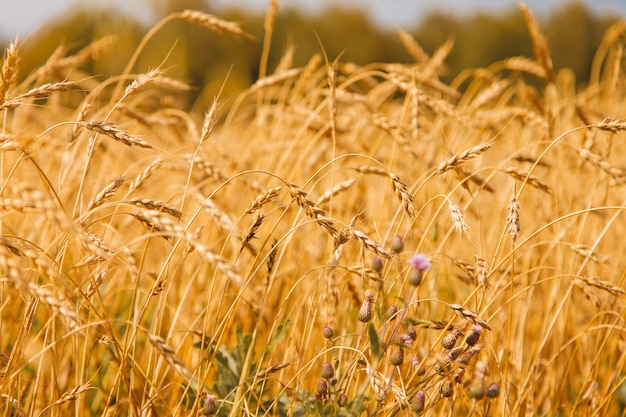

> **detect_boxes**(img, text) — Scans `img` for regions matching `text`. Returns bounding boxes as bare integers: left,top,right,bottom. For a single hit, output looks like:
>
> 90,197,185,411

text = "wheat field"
1,3,626,416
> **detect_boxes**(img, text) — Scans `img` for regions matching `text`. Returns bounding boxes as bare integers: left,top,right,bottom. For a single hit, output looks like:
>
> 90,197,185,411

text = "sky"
1,0,625,39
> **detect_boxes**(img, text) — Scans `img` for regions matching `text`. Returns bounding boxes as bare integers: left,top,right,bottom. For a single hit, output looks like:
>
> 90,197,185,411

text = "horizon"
1,0,625,40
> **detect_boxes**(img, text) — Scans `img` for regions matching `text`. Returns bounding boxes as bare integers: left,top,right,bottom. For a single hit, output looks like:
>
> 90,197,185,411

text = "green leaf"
271,319,291,347
367,322,381,360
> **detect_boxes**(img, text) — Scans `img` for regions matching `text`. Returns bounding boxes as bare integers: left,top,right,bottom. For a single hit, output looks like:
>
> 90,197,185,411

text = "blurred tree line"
4,0,622,107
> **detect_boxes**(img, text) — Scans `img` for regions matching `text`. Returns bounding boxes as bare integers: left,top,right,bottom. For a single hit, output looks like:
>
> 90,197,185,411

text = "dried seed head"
440,380,453,397
358,289,375,322
410,391,426,413
388,343,404,366
442,329,462,350
322,326,334,339
320,362,335,380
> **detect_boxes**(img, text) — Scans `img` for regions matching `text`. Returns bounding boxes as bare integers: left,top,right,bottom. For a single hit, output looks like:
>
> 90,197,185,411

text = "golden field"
1,3,626,416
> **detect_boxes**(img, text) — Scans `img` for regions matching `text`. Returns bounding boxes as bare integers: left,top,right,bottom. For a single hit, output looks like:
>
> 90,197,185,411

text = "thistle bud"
372,256,383,272
407,253,431,286
322,326,334,339
385,304,398,321
465,324,482,346
357,289,375,322
390,235,404,253
337,393,348,407
320,362,334,380
388,344,404,366
410,391,425,413
467,379,486,400
486,382,500,398
440,380,453,397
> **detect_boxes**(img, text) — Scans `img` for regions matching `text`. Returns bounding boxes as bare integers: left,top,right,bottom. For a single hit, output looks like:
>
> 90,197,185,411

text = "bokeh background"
2,0,625,108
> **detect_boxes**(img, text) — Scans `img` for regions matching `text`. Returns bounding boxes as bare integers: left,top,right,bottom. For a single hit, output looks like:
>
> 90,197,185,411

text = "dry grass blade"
435,142,492,175
85,121,152,149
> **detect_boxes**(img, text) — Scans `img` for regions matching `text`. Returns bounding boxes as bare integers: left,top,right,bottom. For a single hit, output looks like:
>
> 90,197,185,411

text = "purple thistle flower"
408,253,431,271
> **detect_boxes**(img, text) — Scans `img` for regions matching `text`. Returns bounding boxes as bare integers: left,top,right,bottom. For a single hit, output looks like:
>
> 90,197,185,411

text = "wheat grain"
317,179,356,206
178,10,251,39
0,37,19,104
287,182,338,236
246,186,282,214
503,167,552,194
448,204,469,236
85,121,152,149
147,333,193,381
1,81,78,109
507,194,521,243
389,173,416,218
436,142,492,175
128,157,163,193
54,383,92,405
519,2,554,81
595,117,626,133
397,29,429,63
87,176,125,211
127,198,182,218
